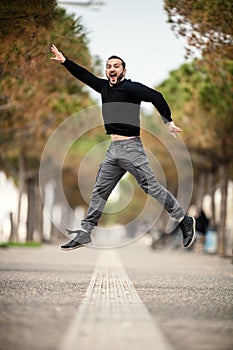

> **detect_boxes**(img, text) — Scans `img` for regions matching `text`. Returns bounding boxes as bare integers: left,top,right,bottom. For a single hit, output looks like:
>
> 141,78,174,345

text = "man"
50,44,195,250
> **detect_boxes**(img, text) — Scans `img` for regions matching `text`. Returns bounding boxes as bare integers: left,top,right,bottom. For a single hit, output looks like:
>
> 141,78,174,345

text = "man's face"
105,58,126,86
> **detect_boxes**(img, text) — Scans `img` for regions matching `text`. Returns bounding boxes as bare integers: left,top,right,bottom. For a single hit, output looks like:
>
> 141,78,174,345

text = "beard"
116,72,124,84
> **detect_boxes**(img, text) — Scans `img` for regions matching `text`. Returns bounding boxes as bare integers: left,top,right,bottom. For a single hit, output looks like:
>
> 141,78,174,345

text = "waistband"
111,136,141,145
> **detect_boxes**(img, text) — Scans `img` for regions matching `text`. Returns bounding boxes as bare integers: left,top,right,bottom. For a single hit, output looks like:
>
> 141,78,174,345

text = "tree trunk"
34,180,43,242
208,168,216,228
26,177,36,241
195,171,206,212
9,212,17,242
16,149,26,241
218,162,229,256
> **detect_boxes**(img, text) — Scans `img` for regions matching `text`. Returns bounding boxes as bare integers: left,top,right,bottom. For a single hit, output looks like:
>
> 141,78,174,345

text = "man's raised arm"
50,44,104,93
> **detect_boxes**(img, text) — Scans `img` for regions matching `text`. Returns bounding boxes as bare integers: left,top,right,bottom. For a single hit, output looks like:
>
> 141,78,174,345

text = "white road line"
60,250,173,350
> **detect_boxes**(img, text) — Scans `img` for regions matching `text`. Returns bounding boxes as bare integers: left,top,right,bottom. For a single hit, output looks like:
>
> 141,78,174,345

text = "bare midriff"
110,134,136,141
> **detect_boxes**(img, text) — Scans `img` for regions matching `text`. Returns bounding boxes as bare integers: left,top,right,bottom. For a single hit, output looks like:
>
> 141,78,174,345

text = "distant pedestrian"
50,44,196,251
196,209,209,245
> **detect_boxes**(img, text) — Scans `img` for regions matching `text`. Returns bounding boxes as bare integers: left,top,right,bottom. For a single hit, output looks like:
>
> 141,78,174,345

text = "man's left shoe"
179,215,196,248
61,229,92,251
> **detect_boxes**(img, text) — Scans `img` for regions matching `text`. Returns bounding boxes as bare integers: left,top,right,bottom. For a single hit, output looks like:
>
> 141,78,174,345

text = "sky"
58,0,187,88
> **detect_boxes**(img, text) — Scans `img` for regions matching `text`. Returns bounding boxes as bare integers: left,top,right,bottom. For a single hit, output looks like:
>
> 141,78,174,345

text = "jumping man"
50,44,196,250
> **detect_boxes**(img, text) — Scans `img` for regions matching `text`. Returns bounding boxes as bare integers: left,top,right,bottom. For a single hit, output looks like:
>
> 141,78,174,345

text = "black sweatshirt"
62,58,172,136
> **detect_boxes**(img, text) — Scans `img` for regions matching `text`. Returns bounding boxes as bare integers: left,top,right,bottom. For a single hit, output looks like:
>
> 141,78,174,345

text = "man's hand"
167,121,182,138
50,44,66,63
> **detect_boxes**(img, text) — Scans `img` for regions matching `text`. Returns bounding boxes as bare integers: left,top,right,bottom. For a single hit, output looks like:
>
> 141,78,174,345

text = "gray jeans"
81,137,184,232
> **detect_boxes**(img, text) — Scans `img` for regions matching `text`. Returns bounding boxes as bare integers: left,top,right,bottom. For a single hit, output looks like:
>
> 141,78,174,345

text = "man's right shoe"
179,215,196,248
61,229,92,251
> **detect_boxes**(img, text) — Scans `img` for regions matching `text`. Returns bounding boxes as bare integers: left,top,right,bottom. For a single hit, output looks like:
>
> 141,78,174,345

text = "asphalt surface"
0,238,232,350
118,240,233,350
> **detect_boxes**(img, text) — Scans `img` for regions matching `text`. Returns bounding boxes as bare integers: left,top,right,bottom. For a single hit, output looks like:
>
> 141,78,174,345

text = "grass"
0,241,42,248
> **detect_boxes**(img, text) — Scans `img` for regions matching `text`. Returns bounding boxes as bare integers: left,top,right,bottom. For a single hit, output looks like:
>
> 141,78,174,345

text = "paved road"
118,240,233,350
0,238,232,350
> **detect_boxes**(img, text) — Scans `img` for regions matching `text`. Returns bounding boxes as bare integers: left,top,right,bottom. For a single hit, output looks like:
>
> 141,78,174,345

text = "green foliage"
0,4,96,176
156,58,233,170
164,0,233,60
0,0,57,38
164,0,233,171
0,1,107,223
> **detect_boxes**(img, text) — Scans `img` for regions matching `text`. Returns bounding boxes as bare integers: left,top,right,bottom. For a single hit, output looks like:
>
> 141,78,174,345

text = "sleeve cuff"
161,115,173,124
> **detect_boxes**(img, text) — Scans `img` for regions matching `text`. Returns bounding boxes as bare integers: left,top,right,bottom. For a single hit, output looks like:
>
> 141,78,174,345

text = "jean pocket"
124,145,147,167
125,143,142,152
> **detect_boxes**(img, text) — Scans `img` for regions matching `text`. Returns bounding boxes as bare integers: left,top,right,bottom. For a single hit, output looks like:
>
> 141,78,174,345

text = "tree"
156,60,233,253
0,2,97,242
164,0,233,255
164,0,233,60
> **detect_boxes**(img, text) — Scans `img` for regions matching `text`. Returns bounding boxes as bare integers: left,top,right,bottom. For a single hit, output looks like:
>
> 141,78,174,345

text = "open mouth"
109,74,117,84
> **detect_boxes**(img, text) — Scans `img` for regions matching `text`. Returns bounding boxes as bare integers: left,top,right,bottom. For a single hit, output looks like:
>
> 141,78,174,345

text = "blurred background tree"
164,0,233,255
0,0,100,242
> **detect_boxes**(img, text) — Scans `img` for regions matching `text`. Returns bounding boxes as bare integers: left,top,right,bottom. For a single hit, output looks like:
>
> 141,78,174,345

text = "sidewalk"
0,239,232,350
118,238,233,350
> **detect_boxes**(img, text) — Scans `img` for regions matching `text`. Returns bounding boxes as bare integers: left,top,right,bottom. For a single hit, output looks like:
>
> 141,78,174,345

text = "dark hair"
107,55,126,69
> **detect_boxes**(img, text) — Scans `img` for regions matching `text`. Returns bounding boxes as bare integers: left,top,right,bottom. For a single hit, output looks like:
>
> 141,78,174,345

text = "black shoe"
61,229,92,251
179,215,196,248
